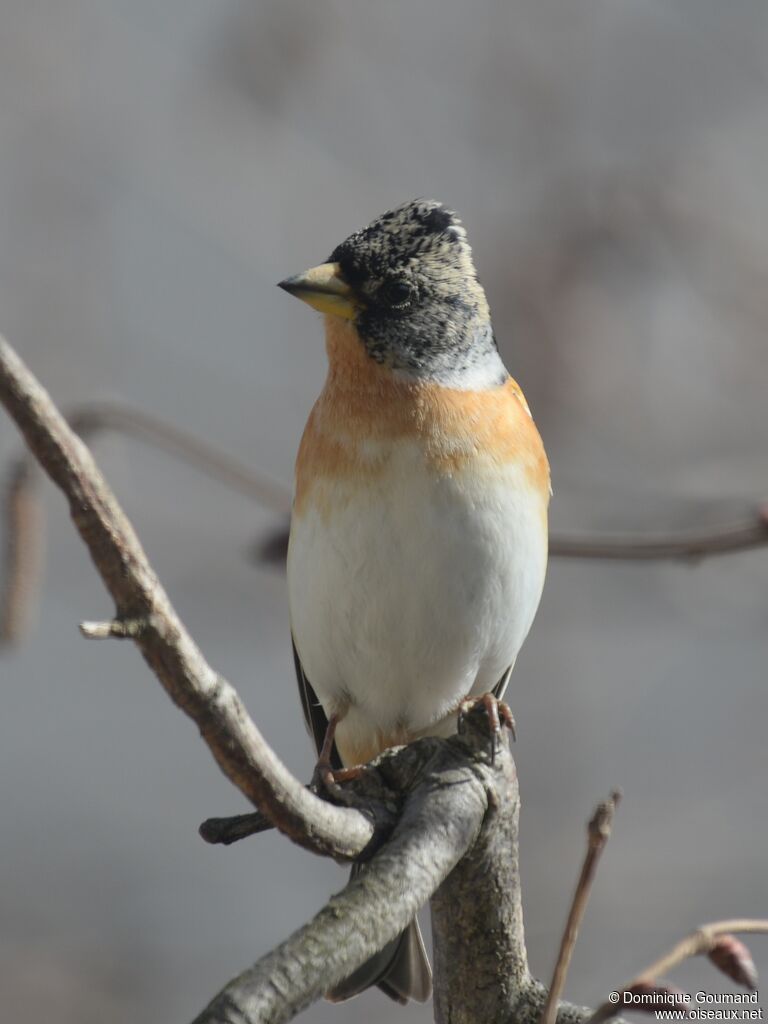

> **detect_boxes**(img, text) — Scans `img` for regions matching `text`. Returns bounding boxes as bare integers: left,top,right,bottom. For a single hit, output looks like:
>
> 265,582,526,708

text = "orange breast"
294,316,550,518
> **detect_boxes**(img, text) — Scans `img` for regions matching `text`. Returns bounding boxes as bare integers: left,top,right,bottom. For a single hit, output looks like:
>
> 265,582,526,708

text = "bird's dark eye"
380,279,412,307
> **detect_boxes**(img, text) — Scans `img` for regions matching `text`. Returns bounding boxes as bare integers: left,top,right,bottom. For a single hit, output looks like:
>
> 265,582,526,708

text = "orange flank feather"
294,316,550,518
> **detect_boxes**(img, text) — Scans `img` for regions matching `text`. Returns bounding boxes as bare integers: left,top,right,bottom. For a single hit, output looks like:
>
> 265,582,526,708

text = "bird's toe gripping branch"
458,692,517,764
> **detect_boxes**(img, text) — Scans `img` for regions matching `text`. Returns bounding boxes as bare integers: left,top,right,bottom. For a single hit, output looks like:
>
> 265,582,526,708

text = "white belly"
287,443,548,761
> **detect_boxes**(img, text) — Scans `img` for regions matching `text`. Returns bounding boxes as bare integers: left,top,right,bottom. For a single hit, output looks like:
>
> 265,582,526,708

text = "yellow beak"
278,262,357,320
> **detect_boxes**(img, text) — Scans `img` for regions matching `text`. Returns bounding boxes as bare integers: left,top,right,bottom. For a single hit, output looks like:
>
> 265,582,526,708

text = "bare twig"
0,336,377,861
200,809,275,845
631,920,768,987
591,920,768,1024
549,515,768,561
67,402,291,512
0,459,44,644
79,617,148,639
540,790,622,1024
253,510,768,576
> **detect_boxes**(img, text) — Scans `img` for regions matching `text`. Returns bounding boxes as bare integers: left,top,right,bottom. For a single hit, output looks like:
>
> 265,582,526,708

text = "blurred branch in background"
0,401,291,645
2,401,766,647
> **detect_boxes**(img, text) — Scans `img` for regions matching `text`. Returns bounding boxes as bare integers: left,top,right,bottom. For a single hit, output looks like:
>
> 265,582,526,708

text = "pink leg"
313,713,368,790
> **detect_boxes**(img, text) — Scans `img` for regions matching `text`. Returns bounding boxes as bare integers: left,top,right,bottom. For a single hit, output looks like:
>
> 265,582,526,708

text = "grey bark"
192,728,491,1023
431,740,527,1024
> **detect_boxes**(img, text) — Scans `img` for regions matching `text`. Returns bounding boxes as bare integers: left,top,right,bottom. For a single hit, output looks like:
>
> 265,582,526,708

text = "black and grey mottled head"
330,199,507,388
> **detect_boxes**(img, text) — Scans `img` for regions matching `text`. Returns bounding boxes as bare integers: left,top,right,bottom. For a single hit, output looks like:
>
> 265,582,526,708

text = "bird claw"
310,760,335,795
310,760,367,797
458,693,516,763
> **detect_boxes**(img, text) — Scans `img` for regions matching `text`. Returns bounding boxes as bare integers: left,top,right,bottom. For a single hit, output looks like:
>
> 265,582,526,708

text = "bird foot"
458,693,516,763
311,761,366,790
310,760,369,804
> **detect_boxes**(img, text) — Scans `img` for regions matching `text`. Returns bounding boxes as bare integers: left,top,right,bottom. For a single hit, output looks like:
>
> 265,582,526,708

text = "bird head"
279,199,505,388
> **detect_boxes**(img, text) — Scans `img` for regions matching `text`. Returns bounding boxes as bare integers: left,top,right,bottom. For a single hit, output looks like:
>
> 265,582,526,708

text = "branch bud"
708,935,759,991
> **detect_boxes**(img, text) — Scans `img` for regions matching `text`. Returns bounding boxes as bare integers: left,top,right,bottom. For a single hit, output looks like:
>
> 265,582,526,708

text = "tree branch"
430,729,527,1023
193,724,495,1024
0,336,377,861
190,708,619,1024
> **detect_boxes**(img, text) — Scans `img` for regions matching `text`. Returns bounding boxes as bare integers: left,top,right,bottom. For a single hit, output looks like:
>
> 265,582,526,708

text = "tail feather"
325,865,432,1004
325,917,432,1004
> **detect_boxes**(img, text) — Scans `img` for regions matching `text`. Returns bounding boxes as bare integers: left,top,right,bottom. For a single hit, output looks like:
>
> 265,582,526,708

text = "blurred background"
1,2,767,1022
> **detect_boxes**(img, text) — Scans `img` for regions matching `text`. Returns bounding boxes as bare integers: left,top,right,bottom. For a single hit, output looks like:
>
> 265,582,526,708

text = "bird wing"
492,663,514,702
292,636,343,770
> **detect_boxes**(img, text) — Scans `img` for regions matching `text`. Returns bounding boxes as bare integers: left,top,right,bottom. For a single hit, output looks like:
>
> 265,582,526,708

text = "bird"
278,199,550,1005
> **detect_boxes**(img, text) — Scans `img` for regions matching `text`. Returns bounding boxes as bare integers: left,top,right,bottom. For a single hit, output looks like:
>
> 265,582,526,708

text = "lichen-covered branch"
0,336,375,861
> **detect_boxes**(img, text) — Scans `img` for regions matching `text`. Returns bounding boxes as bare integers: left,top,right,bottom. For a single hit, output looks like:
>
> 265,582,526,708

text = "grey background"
1,3,767,1022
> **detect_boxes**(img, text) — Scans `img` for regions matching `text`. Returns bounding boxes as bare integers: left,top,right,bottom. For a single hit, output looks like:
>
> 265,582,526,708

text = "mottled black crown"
329,200,470,286
328,199,505,387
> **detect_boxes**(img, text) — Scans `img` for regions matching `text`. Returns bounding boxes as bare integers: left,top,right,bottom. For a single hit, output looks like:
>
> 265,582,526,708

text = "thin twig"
590,920,768,1024
254,509,768,576
0,336,377,861
68,402,292,514
200,809,285,844
549,515,768,561
540,790,622,1024
0,459,44,645
79,617,148,639
636,919,768,982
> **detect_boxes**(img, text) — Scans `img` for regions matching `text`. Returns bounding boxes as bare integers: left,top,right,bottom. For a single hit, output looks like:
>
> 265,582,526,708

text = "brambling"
279,199,550,1004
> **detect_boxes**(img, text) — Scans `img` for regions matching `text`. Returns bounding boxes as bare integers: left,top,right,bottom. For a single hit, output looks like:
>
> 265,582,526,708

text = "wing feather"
292,637,343,770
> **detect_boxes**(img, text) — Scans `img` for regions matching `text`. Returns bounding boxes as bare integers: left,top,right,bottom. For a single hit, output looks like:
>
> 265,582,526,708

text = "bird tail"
324,865,432,1004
